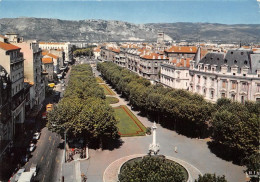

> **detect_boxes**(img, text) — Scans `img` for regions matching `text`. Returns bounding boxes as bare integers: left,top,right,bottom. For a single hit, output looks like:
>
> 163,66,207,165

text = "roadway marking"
52,139,55,146
49,136,52,141
41,156,44,162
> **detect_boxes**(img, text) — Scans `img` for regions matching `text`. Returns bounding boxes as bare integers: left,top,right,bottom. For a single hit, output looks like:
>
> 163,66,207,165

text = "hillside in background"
0,18,259,43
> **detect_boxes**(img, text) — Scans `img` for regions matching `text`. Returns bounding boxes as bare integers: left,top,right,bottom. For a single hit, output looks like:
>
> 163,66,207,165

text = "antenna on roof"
239,40,242,48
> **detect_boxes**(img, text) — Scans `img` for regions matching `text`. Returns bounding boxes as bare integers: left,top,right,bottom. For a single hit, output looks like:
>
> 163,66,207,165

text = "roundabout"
103,123,202,182
103,154,202,182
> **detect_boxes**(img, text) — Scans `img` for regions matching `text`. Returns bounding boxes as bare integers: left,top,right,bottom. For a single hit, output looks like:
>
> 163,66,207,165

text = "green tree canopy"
195,173,228,182
47,64,119,146
118,156,187,182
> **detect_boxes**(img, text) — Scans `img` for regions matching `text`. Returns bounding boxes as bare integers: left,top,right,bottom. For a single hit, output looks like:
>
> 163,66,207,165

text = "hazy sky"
0,0,259,24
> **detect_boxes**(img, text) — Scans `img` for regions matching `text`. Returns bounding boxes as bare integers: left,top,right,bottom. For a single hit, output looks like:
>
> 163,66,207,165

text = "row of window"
9,50,19,59
11,62,23,71
12,83,23,96
12,71,23,82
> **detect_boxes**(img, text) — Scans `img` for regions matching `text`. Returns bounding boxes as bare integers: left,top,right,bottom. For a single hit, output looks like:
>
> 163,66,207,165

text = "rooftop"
42,57,53,64
165,46,197,53
0,41,21,51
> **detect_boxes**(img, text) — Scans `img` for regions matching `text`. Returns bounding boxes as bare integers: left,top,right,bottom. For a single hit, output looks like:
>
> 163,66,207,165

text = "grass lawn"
114,105,146,136
96,77,104,83
106,97,119,104
100,84,116,95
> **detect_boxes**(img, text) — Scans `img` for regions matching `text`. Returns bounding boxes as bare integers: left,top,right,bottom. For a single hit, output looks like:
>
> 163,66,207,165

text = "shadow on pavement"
207,141,242,165
88,138,124,151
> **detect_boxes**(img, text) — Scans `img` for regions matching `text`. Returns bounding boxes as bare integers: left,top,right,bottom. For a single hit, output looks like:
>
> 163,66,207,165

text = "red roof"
0,42,20,51
42,51,49,56
47,53,59,59
141,52,168,60
175,58,191,68
42,58,53,64
165,46,197,53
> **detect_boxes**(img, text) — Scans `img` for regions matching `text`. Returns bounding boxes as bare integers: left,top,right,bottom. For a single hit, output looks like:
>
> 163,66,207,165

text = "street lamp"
64,128,69,163
52,123,69,163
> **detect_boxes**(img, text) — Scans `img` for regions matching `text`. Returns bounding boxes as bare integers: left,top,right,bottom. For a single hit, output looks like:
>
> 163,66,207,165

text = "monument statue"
149,122,160,155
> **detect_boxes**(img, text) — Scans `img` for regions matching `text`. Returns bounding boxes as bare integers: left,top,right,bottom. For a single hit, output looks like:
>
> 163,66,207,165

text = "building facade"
11,40,45,109
39,42,72,63
189,49,260,102
0,36,25,136
0,65,13,160
42,58,54,82
160,58,191,90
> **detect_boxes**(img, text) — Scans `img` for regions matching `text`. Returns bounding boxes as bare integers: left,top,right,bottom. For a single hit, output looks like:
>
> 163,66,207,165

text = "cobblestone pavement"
78,68,246,182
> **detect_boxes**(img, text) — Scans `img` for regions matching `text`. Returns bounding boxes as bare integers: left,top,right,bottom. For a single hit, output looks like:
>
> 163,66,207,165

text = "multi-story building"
42,52,60,74
125,48,143,73
49,49,65,69
93,46,101,60
139,53,169,81
0,35,25,136
160,58,191,90
160,46,208,90
39,42,72,63
189,49,260,103
42,57,54,82
164,46,198,61
11,40,45,109
0,64,13,161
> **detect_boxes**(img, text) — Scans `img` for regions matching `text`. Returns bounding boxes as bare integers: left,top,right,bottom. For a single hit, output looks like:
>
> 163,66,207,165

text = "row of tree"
47,64,119,148
97,62,260,171
73,48,94,57
97,62,214,138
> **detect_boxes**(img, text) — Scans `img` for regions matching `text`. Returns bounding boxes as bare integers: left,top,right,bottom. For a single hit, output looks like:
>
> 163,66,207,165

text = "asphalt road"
22,66,72,182
24,127,63,182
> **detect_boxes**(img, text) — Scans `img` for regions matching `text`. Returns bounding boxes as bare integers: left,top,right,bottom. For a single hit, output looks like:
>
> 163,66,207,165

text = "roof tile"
0,41,21,51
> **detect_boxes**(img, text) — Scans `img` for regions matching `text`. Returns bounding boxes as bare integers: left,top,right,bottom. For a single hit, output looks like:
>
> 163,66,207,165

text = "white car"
28,143,36,152
9,168,25,182
33,132,41,140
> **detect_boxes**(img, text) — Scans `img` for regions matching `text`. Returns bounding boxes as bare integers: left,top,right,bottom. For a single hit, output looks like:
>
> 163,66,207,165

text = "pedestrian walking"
174,146,178,153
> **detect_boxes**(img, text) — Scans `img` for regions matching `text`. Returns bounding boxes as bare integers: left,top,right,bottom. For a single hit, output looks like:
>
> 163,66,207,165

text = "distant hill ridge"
0,18,259,43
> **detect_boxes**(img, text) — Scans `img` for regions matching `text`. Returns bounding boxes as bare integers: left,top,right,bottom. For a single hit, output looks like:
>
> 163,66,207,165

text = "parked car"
21,154,29,163
27,144,36,152
33,132,40,140
30,163,38,177
9,168,25,182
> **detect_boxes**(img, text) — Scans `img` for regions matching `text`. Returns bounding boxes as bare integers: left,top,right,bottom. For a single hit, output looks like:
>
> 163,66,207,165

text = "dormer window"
241,52,244,55
244,61,248,65
231,51,233,54
234,60,237,64
224,59,227,63
217,58,220,60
